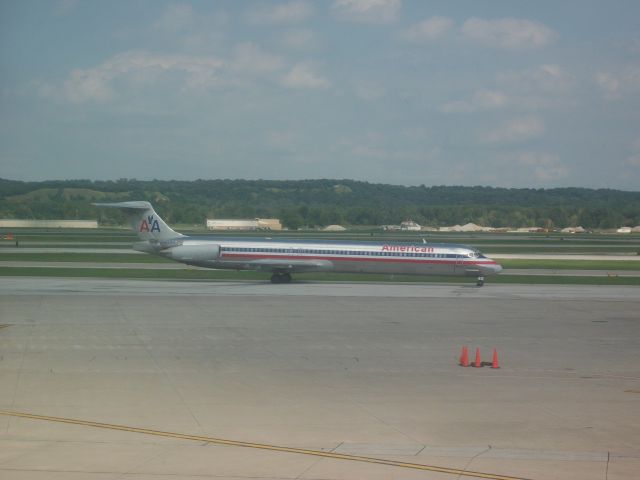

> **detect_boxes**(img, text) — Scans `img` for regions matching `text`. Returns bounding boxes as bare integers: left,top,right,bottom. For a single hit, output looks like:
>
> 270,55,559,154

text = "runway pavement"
2,277,640,299
3,261,640,278
0,278,638,479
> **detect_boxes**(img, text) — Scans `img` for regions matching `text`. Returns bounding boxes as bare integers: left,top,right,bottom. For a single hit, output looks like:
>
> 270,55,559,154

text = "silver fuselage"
143,237,502,278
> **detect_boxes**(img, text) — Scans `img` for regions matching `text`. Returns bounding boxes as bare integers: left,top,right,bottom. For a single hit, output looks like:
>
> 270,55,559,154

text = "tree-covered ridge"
0,178,639,229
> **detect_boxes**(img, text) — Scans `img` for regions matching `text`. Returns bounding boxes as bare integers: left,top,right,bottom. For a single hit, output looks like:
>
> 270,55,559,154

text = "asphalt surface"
4,261,640,278
0,278,638,479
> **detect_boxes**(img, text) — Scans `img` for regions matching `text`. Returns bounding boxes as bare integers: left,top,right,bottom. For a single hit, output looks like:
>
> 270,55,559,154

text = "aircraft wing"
234,258,334,273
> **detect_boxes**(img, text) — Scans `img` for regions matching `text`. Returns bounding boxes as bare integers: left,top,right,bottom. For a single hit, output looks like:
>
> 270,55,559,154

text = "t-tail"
93,201,184,250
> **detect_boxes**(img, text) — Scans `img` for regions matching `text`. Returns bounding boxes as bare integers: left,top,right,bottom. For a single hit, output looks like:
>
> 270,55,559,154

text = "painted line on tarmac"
0,410,531,480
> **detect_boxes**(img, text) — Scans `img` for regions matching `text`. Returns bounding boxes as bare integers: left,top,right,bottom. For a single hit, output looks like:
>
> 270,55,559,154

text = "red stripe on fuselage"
220,252,498,267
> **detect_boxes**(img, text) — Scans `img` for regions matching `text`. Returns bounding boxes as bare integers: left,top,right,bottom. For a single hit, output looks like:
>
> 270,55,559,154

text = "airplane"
94,201,502,286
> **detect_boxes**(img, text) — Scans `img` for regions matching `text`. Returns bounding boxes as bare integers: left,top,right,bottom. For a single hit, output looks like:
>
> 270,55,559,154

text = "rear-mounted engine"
167,243,220,262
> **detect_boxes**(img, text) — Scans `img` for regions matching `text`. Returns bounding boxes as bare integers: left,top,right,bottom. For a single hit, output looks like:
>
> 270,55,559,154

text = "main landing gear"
476,276,485,287
270,272,292,284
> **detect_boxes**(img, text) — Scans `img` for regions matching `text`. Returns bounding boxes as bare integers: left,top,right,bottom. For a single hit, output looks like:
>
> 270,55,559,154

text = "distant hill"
0,178,639,229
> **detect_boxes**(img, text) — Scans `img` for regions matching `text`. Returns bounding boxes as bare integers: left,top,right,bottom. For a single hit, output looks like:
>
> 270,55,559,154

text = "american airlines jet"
95,201,502,286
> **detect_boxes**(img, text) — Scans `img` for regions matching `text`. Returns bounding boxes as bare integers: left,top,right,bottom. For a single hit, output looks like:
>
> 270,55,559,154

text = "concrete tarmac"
0,278,638,479
3,261,640,278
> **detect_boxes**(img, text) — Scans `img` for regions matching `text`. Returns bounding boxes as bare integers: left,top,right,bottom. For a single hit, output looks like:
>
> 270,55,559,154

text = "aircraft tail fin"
93,201,184,241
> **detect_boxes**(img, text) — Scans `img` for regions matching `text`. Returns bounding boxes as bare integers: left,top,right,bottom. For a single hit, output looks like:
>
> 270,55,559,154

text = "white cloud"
64,69,112,103
489,64,577,110
484,117,545,143
246,1,314,25
596,67,640,99
231,43,284,74
56,51,224,103
332,0,401,24
402,17,453,42
461,18,557,50
596,72,621,99
46,43,291,103
498,64,573,93
513,152,567,181
441,89,508,113
282,63,330,89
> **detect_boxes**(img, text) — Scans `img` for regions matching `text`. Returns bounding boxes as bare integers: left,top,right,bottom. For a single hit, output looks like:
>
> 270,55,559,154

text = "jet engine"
167,243,220,262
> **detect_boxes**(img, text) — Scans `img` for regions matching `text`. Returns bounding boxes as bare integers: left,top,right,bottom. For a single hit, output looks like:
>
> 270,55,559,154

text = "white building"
400,220,421,231
440,222,493,232
466,223,494,232
0,219,98,228
560,226,586,233
206,218,282,231
616,227,632,234
509,227,546,233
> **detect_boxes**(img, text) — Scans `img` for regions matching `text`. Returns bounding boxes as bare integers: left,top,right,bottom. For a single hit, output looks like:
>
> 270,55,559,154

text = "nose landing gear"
270,272,292,284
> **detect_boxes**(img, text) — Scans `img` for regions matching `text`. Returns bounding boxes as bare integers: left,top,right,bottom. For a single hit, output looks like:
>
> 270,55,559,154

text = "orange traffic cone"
474,347,482,368
459,346,469,367
491,349,500,369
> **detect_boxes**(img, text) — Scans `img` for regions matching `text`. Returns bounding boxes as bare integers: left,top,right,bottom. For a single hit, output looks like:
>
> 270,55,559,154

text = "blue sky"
1,0,639,188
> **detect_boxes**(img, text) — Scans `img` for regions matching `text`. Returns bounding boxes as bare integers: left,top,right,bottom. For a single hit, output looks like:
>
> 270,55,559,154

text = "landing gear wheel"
476,276,485,287
270,273,292,284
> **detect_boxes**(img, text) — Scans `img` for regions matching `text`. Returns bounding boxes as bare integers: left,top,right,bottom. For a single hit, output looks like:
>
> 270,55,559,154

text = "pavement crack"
457,445,492,480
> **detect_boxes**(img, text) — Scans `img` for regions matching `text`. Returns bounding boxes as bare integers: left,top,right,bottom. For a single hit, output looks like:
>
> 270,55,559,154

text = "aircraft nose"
483,262,503,275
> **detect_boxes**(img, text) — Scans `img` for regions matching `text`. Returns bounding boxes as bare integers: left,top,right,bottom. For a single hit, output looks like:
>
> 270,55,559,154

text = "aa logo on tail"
140,215,161,233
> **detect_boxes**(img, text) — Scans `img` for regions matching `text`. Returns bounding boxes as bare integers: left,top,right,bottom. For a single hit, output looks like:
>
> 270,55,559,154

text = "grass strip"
2,236,136,242
498,259,640,270
481,247,640,254
0,253,170,263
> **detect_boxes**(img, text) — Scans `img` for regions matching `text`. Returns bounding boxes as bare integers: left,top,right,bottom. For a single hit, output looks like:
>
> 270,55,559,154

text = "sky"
1,0,640,189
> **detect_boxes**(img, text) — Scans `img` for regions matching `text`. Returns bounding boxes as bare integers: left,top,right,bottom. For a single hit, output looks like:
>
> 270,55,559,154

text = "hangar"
0,219,98,228
206,218,282,231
